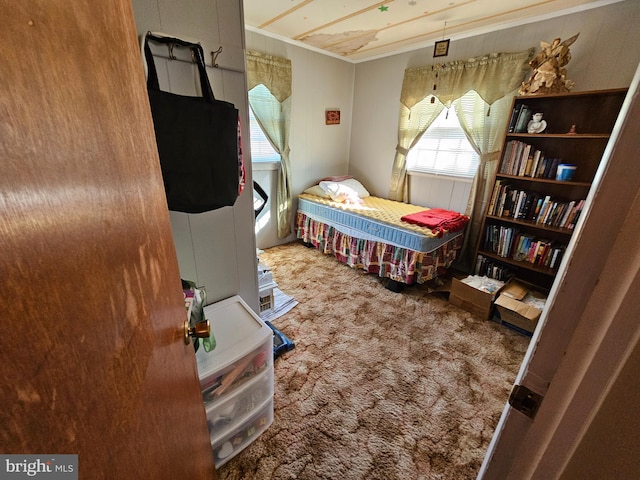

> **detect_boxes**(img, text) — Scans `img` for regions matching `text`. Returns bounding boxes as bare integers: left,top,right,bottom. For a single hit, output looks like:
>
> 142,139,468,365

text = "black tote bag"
144,33,240,213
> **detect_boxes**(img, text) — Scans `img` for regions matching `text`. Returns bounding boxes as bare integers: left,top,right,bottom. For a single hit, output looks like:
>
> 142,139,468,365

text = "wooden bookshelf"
475,88,628,289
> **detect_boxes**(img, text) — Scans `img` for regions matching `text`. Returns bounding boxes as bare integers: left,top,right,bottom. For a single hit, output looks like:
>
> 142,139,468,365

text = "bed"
295,177,468,290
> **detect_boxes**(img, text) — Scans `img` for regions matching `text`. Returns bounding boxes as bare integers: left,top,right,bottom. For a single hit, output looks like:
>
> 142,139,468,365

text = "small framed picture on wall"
325,109,340,125
433,39,450,57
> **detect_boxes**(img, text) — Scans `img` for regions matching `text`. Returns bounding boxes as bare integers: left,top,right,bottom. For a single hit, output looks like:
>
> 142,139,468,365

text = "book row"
483,224,566,270
499,140,564,179
488,180,585,229
507,104,533,134
474,255,514,281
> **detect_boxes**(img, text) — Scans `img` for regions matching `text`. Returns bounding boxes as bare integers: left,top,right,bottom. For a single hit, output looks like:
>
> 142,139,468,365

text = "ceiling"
243,0,621,63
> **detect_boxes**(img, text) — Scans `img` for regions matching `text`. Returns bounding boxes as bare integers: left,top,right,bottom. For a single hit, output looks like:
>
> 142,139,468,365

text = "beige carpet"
217,242,529,480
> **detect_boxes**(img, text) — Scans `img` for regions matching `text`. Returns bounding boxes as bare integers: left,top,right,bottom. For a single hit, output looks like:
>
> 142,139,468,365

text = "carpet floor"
217,242,529,480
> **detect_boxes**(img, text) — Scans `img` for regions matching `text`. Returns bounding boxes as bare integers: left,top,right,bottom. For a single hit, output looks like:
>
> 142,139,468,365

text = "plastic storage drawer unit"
195,295,274,468
212,396,274,467
205,364,274,434
200,338,272,404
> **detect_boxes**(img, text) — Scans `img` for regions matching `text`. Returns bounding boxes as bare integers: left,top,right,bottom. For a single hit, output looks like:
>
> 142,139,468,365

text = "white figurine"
527,112,547,133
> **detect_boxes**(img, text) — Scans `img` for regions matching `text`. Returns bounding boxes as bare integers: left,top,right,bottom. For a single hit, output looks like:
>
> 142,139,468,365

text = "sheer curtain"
453,89,519,271
389,49,534,269
389,97,444,202
246,51,292,238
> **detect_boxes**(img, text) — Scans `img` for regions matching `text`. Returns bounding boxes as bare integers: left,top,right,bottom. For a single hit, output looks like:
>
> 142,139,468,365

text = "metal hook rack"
150,46,243,73
146,32,243,73
211,46,223,68
168,43,177,60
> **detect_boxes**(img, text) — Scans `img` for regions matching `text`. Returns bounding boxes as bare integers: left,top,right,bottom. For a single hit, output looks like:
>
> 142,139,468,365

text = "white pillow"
303,185,330,198
321,182,361,203
319,178,370,198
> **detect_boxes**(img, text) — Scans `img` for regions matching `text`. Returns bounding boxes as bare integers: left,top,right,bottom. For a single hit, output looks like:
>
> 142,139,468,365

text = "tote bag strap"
143,32,215,102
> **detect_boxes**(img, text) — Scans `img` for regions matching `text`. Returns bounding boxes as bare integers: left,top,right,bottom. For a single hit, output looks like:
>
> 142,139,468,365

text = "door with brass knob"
185,319,212,344
0,3,216,478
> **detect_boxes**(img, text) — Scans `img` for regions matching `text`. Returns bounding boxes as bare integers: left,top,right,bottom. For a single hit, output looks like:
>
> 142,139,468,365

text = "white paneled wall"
131,0,259,311
408,174,472,214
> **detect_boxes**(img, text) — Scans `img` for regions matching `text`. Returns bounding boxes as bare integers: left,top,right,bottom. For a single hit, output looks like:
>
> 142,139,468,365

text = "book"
496,185,509,217
536,157,548,178
540,242,553,266
520,192,536,220
543,202,557,226
495,188,505,217
507,106,521,133
531,197,544,222
529,150,542,178
500,142,515,173
549,246,566,269
515,106,531,133
485,224,499,252
518,144,532,176
548,158,559,180
542,158,554,179
526,240,538,263
531,240,549,265
536,196,552,224
542,201,558,225
513,234,526,258
568,200,586,229
522,192,540,221
513,190,526,219
488,180,502,216
559,200,575,228
503,188,518,218
498,226,507,256
508,141,523,175
550,203,566,227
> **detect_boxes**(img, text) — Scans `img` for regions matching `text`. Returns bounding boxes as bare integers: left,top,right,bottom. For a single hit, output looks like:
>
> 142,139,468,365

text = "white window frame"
406,107,479,182
247,88,280,164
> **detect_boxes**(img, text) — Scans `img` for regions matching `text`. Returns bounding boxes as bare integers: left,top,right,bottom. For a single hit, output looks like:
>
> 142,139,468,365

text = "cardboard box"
449,277,503,320
494,279,547,334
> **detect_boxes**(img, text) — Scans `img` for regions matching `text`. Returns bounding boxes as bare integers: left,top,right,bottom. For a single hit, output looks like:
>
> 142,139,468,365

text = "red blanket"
401,208,470,237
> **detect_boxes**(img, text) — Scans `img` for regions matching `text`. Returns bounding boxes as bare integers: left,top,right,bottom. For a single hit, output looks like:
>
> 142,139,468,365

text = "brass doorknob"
184,319,211,345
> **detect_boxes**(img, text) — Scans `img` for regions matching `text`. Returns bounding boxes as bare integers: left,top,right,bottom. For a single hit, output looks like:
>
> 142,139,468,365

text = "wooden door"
0,2,216,478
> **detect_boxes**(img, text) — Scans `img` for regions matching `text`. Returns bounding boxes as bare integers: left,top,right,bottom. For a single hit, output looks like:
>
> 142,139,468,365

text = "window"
407,107,479,179
248,86,280,163
248,107,280,162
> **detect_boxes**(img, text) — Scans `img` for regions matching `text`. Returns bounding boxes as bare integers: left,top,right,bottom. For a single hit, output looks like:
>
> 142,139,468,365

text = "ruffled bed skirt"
295,212,463,284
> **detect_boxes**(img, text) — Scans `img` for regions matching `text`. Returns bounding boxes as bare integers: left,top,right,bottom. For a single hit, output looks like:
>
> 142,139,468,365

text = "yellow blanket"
297,193,441,238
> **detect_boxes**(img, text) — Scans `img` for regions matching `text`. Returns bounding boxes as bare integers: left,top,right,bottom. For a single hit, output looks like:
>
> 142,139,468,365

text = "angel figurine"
520,33,579,95
527,113,547,133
